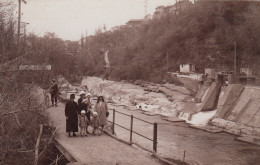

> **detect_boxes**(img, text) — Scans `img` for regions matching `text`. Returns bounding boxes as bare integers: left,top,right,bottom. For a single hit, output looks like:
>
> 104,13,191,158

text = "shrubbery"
80,1,260,82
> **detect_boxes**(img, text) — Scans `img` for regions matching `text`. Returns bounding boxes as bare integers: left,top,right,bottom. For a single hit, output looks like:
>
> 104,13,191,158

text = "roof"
126,19,143,24
156,6,165,9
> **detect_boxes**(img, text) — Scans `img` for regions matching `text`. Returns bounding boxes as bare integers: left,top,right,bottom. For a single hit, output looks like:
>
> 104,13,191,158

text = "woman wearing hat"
65,94,78,137
78,91,87,113
78,91,91,121
94,95,108,134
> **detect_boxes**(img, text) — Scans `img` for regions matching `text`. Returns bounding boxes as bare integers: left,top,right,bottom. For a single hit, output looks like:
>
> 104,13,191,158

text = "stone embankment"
210,85,260,137
57,76,260,139
135,80,193,102
136,78,260,138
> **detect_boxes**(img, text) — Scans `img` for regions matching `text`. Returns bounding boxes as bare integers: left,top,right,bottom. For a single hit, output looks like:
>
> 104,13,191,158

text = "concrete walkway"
45,104,161,165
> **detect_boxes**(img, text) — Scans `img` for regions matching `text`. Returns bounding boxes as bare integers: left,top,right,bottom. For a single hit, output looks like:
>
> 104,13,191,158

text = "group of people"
65,91,109,137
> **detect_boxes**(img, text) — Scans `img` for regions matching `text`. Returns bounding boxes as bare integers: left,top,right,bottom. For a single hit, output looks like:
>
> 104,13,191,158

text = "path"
108,104,260,165
45,104,161,165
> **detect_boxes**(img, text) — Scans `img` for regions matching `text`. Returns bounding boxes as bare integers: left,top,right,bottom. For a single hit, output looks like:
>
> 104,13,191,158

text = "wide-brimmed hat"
86,93,91,97
79,91,86,95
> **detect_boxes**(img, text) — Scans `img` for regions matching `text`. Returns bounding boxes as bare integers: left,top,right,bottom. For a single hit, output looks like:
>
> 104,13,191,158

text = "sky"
16,0,181,41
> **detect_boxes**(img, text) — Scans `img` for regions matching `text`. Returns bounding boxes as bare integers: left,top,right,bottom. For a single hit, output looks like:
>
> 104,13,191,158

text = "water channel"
108,104,260,165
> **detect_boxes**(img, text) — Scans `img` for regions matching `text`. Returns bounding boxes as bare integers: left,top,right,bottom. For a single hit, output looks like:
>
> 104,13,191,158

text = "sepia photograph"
0,0,260,164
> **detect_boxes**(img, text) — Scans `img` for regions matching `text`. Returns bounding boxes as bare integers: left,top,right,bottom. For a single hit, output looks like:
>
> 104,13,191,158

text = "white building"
180,64,196,73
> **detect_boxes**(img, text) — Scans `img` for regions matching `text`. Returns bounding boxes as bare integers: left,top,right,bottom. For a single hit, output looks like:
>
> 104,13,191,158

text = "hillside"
80,1,260,82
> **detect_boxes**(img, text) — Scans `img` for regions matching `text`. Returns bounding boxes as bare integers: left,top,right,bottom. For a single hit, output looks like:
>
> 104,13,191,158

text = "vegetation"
0,2,69,164
80,1,260,82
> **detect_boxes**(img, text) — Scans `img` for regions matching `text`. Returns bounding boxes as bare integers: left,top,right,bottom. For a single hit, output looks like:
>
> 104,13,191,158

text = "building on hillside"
153,6,165,19
240,68,253,76
111,25,126,31
194,0,260,5
205,68,216,78
180,64,196,73
164,5,178,15
174,0,193,14
153,0,193,18
126,19,143,27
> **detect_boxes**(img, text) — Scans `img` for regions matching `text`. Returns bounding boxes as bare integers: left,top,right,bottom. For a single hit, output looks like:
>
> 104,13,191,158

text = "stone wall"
197,82,221,112
210,86,260,136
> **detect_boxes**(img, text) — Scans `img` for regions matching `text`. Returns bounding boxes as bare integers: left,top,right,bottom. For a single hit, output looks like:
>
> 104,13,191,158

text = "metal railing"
108,109,158,152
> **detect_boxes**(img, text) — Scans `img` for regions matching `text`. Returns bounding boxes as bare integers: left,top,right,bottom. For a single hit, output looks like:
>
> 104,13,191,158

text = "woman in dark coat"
65,94,78,137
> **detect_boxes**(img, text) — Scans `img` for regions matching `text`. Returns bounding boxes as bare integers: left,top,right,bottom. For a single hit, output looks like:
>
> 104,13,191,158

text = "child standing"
91,112,100,135
78,110,89,136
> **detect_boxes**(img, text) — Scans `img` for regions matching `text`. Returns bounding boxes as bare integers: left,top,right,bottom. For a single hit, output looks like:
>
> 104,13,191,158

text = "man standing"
50,79,59,107
65,94,78,137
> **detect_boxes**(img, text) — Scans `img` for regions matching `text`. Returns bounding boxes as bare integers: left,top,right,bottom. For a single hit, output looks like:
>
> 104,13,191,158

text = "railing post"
153,122,157,152
112,109,115,134
130,115,133,142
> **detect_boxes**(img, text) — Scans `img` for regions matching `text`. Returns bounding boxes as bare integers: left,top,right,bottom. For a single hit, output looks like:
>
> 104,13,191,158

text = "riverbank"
56,76,260,164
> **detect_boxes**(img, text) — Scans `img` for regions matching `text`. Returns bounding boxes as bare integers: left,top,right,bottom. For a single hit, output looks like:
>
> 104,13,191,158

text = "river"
81,77,260,165
107,104,260,165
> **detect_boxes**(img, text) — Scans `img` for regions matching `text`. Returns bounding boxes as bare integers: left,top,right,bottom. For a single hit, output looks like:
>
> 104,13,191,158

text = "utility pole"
17,0,21,54
144,0,148,17
17,0,26,55
234,41,237,82
21,22,29,52
167,51,169,72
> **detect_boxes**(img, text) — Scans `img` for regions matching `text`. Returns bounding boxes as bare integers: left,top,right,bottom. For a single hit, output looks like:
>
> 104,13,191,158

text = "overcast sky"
15,0,183,41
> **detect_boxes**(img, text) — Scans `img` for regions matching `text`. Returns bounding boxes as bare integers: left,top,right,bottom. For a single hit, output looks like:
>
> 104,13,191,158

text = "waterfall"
104,50,110,68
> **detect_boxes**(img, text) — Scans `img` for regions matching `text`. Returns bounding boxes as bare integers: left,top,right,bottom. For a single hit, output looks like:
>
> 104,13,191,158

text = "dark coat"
50,83,59,94
78,98,88,112
78,98,91,121
65,100,78,132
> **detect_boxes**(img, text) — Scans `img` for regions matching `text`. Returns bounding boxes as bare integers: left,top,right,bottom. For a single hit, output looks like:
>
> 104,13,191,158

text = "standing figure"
94,95,108,134
50,79,59,107
65,94,78,137
78,110,89,136
91,112,100,135
84,93,92,121
78,91,87,113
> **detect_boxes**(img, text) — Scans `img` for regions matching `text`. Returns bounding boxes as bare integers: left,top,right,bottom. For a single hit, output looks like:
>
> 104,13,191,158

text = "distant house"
153,0,192,18
177,0,193,12
111,25,126,31
166,0,192,15
126,19,143,27
153,6,165,19
205,68,216,78
180,64,196,73
240,68,253,76
164,5,178,14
